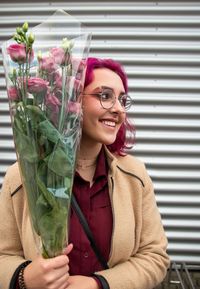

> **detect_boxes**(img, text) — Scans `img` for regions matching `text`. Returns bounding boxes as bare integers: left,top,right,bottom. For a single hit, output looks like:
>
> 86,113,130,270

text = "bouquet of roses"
2,10,91,258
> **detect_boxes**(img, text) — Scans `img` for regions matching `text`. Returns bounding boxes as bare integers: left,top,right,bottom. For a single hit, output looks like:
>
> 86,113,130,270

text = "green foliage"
6,22,84,258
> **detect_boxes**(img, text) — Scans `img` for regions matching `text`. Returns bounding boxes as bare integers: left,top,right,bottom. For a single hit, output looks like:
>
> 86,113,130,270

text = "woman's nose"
110,97,125,113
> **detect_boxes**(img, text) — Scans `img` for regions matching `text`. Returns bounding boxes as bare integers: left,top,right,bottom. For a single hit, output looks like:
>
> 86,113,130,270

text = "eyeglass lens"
100,88,131,110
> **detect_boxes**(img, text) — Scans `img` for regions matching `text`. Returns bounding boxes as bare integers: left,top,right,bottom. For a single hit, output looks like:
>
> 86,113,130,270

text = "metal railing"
155,262,200,289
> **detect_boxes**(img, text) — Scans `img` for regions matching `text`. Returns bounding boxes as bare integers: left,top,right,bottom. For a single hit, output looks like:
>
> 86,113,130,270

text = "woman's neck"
76,141,103,186
78,140,102,160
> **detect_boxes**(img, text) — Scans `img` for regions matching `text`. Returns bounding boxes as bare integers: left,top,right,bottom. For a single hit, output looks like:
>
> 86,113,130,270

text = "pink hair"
84,57,135,155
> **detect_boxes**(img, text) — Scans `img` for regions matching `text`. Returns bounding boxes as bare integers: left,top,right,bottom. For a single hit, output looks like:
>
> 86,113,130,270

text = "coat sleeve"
96,166,170,289
0,166,26,289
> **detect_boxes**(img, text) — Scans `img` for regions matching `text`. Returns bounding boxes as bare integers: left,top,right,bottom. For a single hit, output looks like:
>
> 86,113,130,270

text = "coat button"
84,252,89,258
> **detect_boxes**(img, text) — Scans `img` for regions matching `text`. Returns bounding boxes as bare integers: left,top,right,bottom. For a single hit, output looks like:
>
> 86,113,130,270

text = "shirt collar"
93,146,108,181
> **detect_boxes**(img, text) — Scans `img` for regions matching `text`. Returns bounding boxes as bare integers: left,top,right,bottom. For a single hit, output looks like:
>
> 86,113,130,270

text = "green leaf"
13,116,25,134
36,169,58,208
14,118,38,163
38,120,62,144
26,105,45,122
37,205,68,258
46,143,73,177
35,169,70,258
47,185,70,199
19,159,40,234
34,91,46,105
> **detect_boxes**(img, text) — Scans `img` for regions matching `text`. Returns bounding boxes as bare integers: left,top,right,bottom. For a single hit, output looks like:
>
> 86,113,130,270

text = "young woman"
0,58,170,289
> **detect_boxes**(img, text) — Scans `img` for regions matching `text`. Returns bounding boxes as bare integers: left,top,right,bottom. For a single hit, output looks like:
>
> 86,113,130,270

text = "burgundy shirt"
69,148,113,275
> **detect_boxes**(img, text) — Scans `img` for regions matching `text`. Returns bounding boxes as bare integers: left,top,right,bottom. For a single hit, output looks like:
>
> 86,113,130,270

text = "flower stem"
58,66,67,132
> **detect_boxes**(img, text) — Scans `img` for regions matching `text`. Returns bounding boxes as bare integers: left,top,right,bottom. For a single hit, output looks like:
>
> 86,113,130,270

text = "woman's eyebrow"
92,86,125,95
101,86,125,95
101,86,113,90
90,86,113,92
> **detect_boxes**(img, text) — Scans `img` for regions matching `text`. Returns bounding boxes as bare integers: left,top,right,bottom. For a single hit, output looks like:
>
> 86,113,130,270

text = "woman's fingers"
47,254,69,269
62,243,73,255
24,254,70,289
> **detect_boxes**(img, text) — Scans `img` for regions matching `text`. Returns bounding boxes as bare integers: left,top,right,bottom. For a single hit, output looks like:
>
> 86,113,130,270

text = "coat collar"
104,145,144,187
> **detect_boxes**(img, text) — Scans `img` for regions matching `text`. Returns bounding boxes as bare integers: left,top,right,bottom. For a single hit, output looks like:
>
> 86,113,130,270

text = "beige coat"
0,148,170,289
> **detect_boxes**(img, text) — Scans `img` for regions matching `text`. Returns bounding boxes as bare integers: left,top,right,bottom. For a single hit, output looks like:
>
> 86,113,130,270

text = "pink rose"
71,57,86,73
45,91,61,124
50,47,70,66
67,76,83,96
7,44,34,64
39,56,57,73
28,77,49,94
54,72,62,89
67,101,81,114
46,92,61,107
8,86,19,101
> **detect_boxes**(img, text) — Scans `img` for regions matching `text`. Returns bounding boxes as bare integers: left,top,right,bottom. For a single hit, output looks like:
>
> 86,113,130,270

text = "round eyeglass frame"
83,88,132,111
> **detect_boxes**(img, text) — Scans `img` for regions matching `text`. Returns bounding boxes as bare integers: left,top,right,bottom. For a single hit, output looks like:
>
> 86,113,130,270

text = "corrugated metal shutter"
0,0,200,264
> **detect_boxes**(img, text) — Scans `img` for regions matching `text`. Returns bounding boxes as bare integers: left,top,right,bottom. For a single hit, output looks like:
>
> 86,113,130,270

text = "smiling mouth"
101,120,116,127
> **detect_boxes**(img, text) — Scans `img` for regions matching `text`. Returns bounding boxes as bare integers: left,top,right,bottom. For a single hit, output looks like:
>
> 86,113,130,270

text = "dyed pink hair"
84,57,135,155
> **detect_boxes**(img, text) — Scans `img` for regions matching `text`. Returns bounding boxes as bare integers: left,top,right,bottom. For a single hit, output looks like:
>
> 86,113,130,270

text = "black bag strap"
71,194,109,270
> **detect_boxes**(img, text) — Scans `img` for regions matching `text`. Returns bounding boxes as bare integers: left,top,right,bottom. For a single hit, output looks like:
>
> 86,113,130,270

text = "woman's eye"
101,91,112,101
119,95,127,106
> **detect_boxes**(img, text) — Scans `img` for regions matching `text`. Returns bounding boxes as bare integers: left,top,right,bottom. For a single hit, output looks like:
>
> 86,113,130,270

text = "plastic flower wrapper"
2,10,92,258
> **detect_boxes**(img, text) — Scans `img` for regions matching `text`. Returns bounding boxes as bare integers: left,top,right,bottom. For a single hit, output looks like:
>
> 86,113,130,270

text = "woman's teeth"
102,120,116,127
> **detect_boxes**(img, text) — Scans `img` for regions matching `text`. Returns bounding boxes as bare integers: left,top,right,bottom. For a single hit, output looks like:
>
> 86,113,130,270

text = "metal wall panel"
0,0,200,264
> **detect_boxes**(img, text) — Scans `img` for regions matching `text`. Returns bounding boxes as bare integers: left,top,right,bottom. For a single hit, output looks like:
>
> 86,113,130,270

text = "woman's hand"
66,275,99,289
23,244,73,289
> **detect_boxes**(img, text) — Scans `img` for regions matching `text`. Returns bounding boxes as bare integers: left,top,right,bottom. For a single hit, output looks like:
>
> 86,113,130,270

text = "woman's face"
81,68,126,147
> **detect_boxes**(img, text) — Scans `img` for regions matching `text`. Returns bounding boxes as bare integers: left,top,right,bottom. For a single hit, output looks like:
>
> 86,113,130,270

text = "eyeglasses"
83,87,132,111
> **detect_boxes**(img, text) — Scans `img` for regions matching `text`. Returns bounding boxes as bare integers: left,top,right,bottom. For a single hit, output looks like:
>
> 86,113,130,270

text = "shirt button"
84,252,89,258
